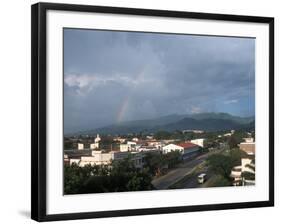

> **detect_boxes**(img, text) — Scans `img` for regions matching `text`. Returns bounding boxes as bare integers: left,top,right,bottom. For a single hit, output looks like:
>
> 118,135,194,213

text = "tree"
126,168,153,191
227,135,239,149
144,152,165,176
206,149,246,183
211,175,231,187
227,131,249,149
206,154,233,180
229,149,247,166
64,157,154,194
64,163,84,194
154,130,171,140
163,151,182,169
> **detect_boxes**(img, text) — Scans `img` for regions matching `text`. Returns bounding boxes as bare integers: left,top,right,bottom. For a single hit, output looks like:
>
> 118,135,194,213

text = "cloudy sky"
64,28,255,133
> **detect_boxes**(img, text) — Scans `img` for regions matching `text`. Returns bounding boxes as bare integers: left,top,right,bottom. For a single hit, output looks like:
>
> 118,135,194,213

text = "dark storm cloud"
64,29,255,133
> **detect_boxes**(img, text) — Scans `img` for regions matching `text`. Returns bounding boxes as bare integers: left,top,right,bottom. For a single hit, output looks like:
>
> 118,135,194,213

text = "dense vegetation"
64,158,154,194
145,151,182,176
206,148,248,186
64,151,183,194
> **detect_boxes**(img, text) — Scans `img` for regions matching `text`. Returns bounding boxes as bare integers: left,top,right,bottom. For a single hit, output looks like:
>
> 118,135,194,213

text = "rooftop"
176,142,199,149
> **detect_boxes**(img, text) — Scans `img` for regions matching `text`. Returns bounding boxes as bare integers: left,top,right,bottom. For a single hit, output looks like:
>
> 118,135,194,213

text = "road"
152,151,216,190
181,169,214,189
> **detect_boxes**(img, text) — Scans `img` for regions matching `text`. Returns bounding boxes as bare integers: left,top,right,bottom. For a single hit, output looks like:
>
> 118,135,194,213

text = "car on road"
197,173,207,184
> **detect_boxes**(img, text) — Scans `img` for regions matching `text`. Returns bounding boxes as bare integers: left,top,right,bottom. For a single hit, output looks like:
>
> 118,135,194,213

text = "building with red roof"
162,142,200,160
176,142,199,149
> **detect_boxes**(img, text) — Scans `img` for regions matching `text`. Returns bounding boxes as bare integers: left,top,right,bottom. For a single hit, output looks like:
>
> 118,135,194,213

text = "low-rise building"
190,138,205,148
137,146,159,152
113,137,127,143
120,141,138,152
146,140,163,149
230,140,255,186
243,137,254,143
182,129,204,134
230,157,255,186
90,142,99,149
239,141,255,155
76,150,145,169
162,142,200,160
77,143,84,150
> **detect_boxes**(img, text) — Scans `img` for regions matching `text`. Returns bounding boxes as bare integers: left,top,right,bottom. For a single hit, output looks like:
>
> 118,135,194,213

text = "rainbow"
116,94,130,123
116,70,146,123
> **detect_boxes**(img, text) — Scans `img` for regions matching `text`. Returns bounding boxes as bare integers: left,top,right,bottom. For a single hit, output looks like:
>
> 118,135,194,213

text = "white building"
224,130,236,137
190,138,205,148
120,141,137,152
182,130,204,134
230,141,255,186
243,137,254,143
90,142,99,149
137,146,158,152
162,142,200,160
113,137,127,143
79,151,120,166
120,144,130,152
239,141,255,155
230,157,255,186
77,150,144,168
69,158,81,165
94,134,101,143
77,143,84,150
146,140,163,149
162,144,183,154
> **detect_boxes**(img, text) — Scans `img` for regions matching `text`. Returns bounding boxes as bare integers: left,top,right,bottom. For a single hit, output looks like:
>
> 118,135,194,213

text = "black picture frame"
31,2,274,222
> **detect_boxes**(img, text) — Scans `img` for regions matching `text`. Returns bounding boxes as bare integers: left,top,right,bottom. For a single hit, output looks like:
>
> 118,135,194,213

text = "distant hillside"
73,112,254,135
188,112,254,124
154,117,252,132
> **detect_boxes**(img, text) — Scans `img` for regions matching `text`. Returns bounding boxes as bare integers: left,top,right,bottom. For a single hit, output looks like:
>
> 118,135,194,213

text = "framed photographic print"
31,2,274,222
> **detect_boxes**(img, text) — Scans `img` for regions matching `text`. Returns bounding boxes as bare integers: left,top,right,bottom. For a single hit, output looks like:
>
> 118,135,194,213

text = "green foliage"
64,141,74,150
64,163,111,194
126,169,153,191
242,160,255,181
199,147,209,154
144,151,182,176
229,149,247,166
64,163,83,194
154,130,172,140
210,175,231,187
163,151,182,169
227,135,239,149
206,149,245,180
170,130,184,140
64,158,153,194
227,131,249,149
241,171,255,180
206,154,233,179
144,152,165,175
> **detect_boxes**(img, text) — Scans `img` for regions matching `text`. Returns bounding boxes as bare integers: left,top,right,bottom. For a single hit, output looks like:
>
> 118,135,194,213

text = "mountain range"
72,112,254,135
